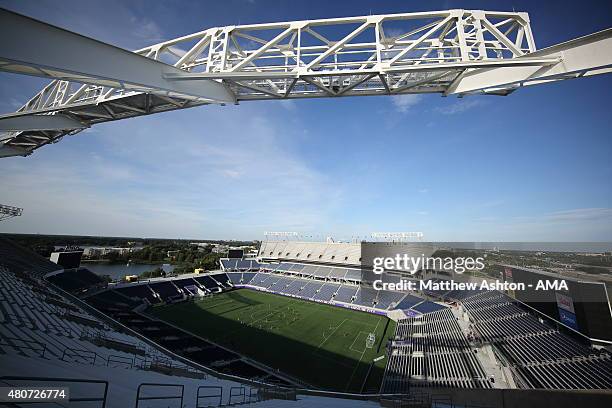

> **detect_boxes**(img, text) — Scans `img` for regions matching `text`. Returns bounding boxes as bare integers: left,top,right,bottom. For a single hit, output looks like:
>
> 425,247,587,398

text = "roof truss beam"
0,8,610,158
0,8,235,103
0,114,87,131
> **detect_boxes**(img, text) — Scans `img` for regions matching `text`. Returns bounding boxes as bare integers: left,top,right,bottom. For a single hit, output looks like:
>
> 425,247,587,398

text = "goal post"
366,332,376,349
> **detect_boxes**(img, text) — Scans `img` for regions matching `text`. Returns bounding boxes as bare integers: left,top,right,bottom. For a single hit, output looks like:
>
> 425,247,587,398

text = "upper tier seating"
220,259,262,271
264,261,362,282
0,238,62,277
463,291,612,389
0,265,198,375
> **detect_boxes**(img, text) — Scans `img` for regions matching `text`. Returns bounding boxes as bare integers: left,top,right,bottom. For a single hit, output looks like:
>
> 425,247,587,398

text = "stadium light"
371,232,424,241
0,203,23,221
264,232,298,237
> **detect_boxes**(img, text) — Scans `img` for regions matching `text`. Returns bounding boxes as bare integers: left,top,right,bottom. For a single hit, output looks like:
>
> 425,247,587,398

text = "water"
82,262,174,280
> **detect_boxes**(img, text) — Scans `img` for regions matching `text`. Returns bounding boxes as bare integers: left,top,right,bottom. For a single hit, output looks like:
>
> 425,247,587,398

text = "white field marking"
199,298,241,311
344,317,382,391
219,303,279,341
316,318,348,350
247,304,275,325
347,319,378,330
349,331,369,353
245,299,300,328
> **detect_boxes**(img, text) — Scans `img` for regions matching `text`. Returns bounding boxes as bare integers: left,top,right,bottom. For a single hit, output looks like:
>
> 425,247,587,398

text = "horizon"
3,232,612,254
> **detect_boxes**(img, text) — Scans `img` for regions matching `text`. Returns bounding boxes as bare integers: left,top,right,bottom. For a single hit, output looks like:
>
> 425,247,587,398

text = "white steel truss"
1,8,611,157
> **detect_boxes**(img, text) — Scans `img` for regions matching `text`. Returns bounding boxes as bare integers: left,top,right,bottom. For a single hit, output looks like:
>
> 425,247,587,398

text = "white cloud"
0,103,343,240
2,0,166,50
384,28,405,39
543,208,612,222
277,100,297,112
435,98,483,115
391,94,421,113
222,169,242,179
467,208,612,241
479,199,505,208
9,98,22,109
129,15,165,44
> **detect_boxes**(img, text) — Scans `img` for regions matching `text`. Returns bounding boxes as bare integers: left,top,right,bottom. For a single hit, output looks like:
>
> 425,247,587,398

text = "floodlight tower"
0,204,23,221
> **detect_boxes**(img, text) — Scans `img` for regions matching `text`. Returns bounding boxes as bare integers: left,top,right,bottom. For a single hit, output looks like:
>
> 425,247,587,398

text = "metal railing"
134,383,184,408
60,348,100,365
107,353,135,369
196,385,223,407
229,386,247,405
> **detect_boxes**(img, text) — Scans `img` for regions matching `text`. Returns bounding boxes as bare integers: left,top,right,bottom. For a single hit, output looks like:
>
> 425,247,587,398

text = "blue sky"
1,0,611,241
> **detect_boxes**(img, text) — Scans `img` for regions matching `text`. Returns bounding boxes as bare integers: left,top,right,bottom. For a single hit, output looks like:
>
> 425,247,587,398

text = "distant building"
189,242,210,248
212,245,229,254
82,246,141,257
167,250,180,258
227,248,244,259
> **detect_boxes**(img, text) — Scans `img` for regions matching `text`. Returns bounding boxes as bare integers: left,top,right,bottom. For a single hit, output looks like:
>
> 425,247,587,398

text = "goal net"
366,332,376,349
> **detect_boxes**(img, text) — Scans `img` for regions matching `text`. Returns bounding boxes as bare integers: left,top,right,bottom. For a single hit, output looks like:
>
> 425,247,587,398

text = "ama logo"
536,280,568,290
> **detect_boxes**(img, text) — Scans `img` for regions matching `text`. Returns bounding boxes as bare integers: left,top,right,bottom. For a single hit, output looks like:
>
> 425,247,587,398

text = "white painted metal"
0,8,610,157
446,28,612,95
0,114,87,132
0,9,235,103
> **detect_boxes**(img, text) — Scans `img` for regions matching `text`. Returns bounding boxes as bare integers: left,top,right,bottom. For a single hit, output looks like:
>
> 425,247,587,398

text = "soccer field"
149,289,396,392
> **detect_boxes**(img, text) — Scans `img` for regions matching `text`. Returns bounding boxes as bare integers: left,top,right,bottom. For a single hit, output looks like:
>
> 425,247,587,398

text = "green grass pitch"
149,289,396,392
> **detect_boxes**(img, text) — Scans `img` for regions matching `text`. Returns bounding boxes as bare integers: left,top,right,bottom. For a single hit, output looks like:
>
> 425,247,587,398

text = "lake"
82,262,174,280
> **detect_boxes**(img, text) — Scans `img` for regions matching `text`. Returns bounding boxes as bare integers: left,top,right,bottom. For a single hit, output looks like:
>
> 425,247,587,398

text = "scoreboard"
227,249,244,259
50,250,83,269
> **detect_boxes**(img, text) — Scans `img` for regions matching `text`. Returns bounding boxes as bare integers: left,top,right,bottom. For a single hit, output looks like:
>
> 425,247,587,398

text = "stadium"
1,236,611,407
1,1,612,407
